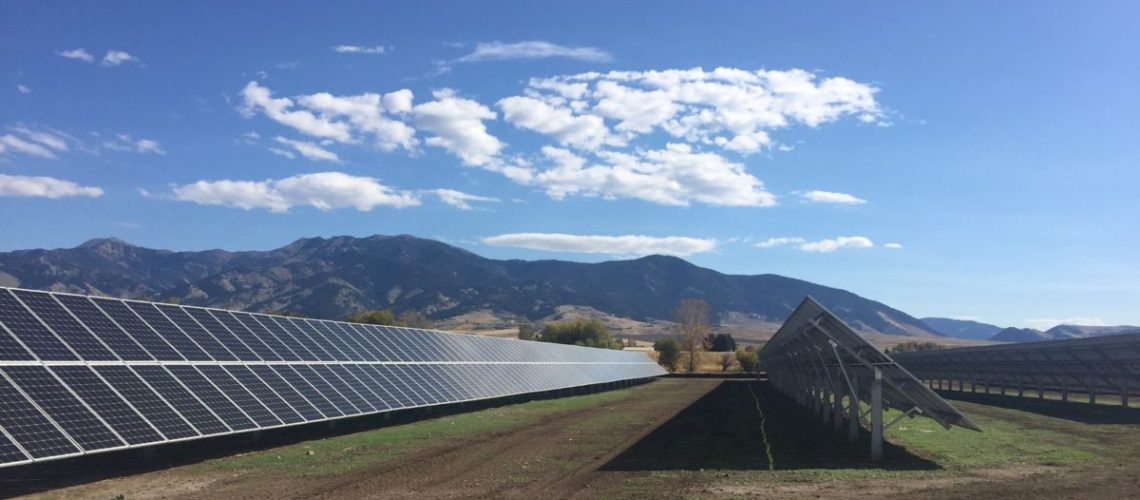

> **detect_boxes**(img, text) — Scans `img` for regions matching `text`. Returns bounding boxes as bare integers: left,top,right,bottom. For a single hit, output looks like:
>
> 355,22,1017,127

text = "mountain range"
925,317,1140,343
0,234,939,337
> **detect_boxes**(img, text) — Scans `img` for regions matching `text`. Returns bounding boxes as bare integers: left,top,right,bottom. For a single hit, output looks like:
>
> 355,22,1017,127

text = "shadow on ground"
936,390,1140,425
0,380,650,499
602,380,940,472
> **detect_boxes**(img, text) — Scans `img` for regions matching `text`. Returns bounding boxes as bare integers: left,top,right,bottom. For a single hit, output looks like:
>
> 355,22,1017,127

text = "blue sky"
2,1,1138,329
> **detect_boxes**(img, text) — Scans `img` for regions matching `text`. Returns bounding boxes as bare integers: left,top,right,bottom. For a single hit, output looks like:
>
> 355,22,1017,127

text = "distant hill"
1044,324,1140,339
0,234,942,337
921,317,1003,340
990,327,1050,343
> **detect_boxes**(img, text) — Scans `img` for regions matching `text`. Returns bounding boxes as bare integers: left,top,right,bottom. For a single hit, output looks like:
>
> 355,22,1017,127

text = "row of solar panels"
0,288,665,467
0,288,634,364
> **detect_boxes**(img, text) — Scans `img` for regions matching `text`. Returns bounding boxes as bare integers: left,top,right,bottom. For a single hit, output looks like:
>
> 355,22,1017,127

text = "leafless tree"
673,298,710,372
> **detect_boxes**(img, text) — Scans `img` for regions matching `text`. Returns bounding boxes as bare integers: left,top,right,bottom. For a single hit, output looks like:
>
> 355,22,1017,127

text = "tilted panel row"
0,288,665,467
893,332,1140,401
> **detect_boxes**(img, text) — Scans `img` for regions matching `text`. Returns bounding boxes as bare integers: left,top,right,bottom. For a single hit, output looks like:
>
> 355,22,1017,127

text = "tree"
886,341,946,354
703,333,737,352
397,310,433,329
346,309,397,326
720,352,734,372
653,338,682,372
538,319,623,349
673,299,710,373
736,348,759,373
517,324,537,341
267,309,306,318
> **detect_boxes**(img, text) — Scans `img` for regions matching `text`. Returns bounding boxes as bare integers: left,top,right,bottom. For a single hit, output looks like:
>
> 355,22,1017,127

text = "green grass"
201,388,636,477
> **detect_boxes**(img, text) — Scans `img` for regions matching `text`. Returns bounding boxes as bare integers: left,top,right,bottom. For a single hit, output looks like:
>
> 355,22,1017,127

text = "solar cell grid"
0,323,34,361
0,431,28,464
0,290,78,361
288,365,361,415
91,299,183,361
208,311,281,361
269,365,341,418
165,366,258,431
265,316,332,361
316,365,375,412
221,366,304,425
248,365,324,420
231,312,301,361
12,291,117,361
49,366,163,446
0,374,79,458
288,318,353,360
152,304,236,361
94,366,198,440
125,302,212,361
54,296,151,360
182,308,258,361
192,365,281,427
130,366,230,436
2,366,124,452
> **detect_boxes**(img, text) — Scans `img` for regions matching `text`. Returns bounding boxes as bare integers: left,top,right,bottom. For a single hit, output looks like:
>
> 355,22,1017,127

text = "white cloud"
524,143,776,206
0,134,59,159
514,67,883,154
756,237,806,248
241,81,417,151
799,236,874,253
240,81,354,142
57,48,94,63
884,242,903,249
432,189,499,210
412,89,502,166
101,134,165,155
0,174,103,198
498,95,616,150
1025,317,1105,330
801,190,866,205
274,136,341,163
169,171,419,213
482,233,716,257
457,41,613,63
333,45,388,54
101,50,140,67
267,148,296,159
16,85,31,94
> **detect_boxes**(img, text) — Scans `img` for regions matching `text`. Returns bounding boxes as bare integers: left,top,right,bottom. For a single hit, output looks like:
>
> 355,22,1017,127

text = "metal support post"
1089,390,1097,405
870,368,883,462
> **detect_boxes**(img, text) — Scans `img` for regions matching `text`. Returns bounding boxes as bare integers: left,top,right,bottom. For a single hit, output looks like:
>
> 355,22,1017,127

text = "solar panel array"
0,287,664,468
759,297,978,460
894,332,1140,405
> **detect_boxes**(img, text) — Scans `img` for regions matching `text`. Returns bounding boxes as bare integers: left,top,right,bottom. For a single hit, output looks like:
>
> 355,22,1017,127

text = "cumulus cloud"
799,236,874,253
274,136,341,163
0,174,103,198
801,190,866,205
432,189,499,210
169,171,419,213
884,242,903,249
412,89,502,166
756,237,806,248
1025,317,1105,330
332,45,389,54
521,143,776,206
241,81,416,151
57,48,94,62
498,95,616,150
511,67,883,154
482,233,716,257
457,41,613,63
101,50,140,67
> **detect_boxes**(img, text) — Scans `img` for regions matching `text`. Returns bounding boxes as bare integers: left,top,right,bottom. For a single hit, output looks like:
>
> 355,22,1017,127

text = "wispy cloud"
457,41,613,63
757,236,875,252
883,242,903,249
1025,317,1105,330
16,85,31,94
0,174,103,198
274,136,341,163
167,171,419,213
57,48,94,63
482,233,716,257
101,134,165,155
333,45,389,55
431,189,499,210
57,48,141,67
800,190,867,205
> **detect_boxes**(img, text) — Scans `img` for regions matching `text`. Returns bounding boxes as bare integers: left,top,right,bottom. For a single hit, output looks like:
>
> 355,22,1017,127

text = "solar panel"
0,287,665,468
759,296,978,461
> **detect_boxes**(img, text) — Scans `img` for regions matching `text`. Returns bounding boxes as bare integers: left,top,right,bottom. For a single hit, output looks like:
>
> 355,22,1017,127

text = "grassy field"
8,378,1140,499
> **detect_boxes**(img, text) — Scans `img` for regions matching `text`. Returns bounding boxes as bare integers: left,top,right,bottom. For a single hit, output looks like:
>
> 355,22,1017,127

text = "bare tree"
673,298,710,373
720,352,734,372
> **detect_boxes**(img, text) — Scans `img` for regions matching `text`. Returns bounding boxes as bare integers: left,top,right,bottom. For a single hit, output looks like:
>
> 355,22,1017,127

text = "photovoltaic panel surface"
0,287,664,468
